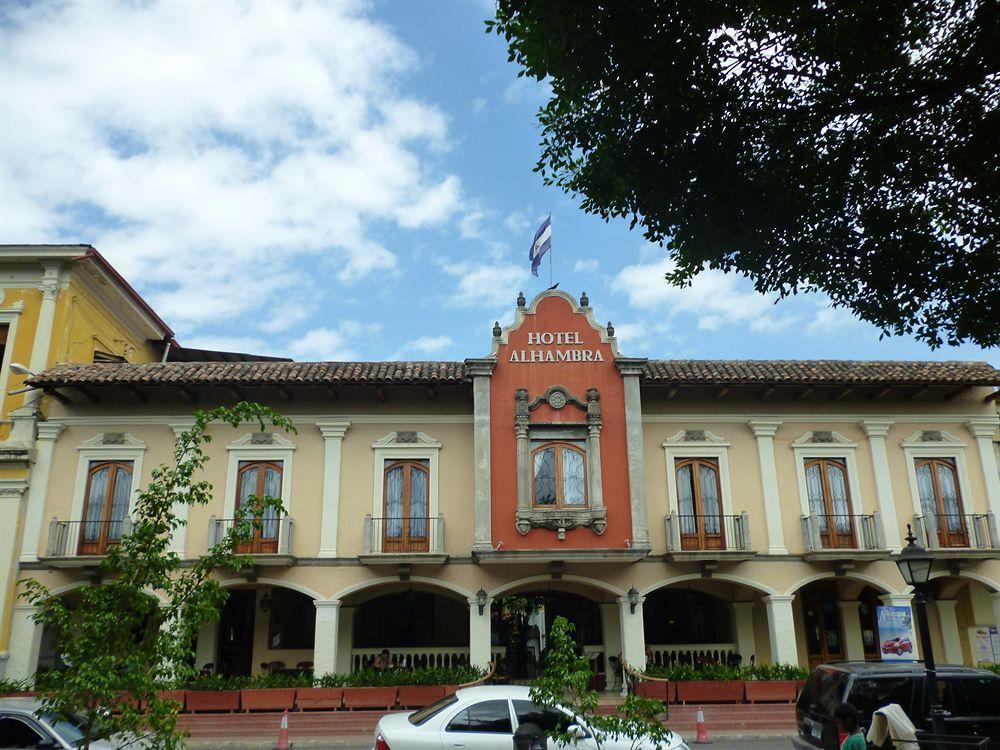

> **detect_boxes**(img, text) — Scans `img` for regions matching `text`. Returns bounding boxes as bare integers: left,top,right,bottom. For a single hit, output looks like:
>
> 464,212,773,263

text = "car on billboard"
880,636,913,655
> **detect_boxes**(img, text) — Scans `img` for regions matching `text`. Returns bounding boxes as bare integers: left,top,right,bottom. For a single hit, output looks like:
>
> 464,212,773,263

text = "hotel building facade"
6,289,1000,682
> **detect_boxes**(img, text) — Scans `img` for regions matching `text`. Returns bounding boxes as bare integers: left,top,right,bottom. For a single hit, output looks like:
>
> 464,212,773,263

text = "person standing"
834,703,867,750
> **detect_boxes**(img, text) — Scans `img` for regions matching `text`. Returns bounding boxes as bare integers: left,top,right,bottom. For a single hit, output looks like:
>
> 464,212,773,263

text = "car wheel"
897,647,903,655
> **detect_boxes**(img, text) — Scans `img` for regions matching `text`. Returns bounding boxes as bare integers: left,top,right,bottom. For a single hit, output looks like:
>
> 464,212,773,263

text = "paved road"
189,737,796,750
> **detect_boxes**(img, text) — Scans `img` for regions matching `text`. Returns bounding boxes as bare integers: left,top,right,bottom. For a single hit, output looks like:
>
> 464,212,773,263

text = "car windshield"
409,693,459,726
42,712,87,745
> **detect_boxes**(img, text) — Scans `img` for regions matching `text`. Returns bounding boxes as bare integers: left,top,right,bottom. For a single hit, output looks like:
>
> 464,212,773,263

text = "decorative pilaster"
514,387,531,534
861,420,902,550
618,593,647,671
168,421,196,556
5,604,41,680
836,601,865,661
585,388,606,516
19,422,63,562
764,595,798,665
24,263,61,409
313,600,341,677
468,594,494,668
466,358,495,552
966,419,1000,523
616,358,650,550
316,421,351,558
749,420,786,554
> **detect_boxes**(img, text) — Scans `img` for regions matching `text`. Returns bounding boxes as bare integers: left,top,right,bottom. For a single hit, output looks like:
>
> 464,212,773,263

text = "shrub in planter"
675,680,744,704
744,680,798,703
296,687,343,710
241,688,296,712
343,686,398,710
185,689,241,713
398,685,446,708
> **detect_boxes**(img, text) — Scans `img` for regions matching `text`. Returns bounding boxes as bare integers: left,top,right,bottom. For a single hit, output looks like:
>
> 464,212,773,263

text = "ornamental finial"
492,321,501,338
517,291,526,308
607,321,615,337
580,291,589,307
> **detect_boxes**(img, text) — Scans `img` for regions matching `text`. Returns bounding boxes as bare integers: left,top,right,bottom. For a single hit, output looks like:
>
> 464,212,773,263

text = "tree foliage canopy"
489,0,1000,347
21,402,295,750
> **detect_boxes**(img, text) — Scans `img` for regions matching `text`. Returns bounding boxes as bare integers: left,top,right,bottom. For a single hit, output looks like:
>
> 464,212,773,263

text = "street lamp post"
895,525,948,742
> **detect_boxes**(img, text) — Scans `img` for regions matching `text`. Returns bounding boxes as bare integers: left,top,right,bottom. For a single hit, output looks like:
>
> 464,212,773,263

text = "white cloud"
287,321,382,361
181,335,270,354
442,260,529,308
502,76,552,106
471,97,488,115
573,258,599,273
807,303,863,335
405,335,455,355
0,1,462,332
613,256,796,333
503,210,532,235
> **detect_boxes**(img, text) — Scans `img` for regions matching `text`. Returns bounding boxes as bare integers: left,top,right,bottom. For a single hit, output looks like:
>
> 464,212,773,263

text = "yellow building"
6,289,1000,683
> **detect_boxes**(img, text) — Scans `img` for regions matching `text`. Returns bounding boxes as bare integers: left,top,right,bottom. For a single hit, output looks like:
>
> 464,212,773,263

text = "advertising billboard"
877,606,917,661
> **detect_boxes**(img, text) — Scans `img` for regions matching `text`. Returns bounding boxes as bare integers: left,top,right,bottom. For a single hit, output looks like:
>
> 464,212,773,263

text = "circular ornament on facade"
549,390,568,409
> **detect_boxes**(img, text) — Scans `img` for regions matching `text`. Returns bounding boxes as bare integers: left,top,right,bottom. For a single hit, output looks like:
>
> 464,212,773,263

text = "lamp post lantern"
895,525,948,742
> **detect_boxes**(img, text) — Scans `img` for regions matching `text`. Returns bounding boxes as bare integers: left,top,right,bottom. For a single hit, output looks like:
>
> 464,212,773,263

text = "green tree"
489,1,1000,348
20,403,295,750
531,616,673,749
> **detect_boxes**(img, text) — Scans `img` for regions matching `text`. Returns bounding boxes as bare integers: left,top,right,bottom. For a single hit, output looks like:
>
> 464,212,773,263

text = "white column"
880,594,919,659
764,595,798,665
195,621,218,670
966,419,1000,522
6,605,42,680
316,422,351,558
19,422,64,562
313,600,341,677
167,421,195,556
619,594,646,671
617,360,650,550
934,599,964,665
469,594,493,668
731,601,757,662
22,263,61,410
993,593,1000,632
837,601,865,661
467,361,494,552
861,420,902,551
0,480,29,678
749,421,787,554
336,606,355,674
600,603,623,666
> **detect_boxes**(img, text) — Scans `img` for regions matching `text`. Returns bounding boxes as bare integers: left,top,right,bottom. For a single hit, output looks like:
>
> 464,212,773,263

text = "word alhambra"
509,330,604,363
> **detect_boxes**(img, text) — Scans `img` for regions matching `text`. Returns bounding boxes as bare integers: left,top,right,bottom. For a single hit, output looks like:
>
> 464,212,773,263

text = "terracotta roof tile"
27,359,1000,389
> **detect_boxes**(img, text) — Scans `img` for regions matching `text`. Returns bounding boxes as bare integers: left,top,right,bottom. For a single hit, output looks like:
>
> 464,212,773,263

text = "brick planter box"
240,688,296,712
635,680,673,703
296,687,344,711
141,690,186,711
675,680,744,704
343,687,398,710
398,685,446,709
185,689,240,713
0,692,36,699
744,680,799,703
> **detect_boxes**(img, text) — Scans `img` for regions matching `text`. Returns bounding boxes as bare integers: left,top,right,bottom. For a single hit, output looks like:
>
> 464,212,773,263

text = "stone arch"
641,573,778,598
219,576,324,602
333,576,474,605
784,570,899,597
489,574,625,600
925,569,999,596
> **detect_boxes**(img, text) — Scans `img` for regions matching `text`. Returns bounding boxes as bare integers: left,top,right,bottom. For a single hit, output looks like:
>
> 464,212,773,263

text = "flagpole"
549,215,553,286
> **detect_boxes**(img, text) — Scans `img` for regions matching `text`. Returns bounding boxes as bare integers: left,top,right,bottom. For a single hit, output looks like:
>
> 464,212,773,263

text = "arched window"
531,442,587,509
383,460,429,552
236,460,283,553
915,457,967,547
804,458,855,548
675,458,724,550
79,460,133,555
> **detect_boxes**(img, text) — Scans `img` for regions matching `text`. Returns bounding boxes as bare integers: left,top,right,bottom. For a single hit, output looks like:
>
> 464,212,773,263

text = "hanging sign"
877,606,917,661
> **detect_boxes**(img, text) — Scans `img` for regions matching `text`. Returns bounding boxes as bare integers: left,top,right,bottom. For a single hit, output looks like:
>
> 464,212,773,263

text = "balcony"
664,512,755,562
207,515,295,565
801,513,888,561
360,515,447,565
41,518,132,567
912,512,998,557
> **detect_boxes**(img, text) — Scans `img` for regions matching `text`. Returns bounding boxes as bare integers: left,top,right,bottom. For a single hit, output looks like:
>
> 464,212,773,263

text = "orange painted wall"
489,294,632,549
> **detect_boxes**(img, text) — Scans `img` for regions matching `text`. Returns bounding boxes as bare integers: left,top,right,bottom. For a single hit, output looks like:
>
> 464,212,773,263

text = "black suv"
793,662,1000,749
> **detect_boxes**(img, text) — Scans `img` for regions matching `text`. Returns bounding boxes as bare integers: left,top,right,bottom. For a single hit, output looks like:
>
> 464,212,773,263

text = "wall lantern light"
259,589,272,612
476,587,488,616
628,586,640,614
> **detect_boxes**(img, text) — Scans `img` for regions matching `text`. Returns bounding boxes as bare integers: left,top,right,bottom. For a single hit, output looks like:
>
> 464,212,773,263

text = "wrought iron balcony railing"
913,512,998,550
802,512,885,552
45,518,132,557
664,512,752,552
363,514,444,554
207,515,294,555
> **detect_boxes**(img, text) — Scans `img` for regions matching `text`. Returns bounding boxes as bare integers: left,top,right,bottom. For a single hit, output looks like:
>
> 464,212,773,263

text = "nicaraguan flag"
529,214,552,277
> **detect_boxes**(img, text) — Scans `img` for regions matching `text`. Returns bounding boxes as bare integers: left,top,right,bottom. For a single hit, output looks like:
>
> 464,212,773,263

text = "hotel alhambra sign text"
508,331,605,363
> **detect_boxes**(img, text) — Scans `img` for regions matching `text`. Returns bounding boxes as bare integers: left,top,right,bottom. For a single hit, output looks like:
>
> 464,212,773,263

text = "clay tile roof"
27,358,1000,389
642,359,1000,386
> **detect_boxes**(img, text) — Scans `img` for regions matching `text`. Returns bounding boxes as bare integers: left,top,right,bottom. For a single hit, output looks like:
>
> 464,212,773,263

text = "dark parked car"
793,662,1000,749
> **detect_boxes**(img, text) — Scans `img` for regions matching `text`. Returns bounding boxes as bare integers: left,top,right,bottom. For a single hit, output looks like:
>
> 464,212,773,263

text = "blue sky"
2,1,996,366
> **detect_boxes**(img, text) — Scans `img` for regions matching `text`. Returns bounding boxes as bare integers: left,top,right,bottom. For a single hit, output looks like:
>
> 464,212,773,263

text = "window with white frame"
901,430,975,548
223,432,295,552
370,432,440,553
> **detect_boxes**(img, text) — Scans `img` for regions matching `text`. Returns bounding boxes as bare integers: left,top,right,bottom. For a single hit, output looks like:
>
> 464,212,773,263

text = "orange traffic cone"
694,705,710,744
273,709,290,750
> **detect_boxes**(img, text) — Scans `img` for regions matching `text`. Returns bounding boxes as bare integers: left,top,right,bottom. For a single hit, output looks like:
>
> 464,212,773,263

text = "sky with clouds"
2,1,996,366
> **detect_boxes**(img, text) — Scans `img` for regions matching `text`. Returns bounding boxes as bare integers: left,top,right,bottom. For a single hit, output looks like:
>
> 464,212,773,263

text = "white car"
372,685,688,750
0,697,146,749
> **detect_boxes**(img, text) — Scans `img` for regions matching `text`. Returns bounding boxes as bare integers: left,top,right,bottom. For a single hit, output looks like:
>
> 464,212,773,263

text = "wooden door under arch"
802,582,845,667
